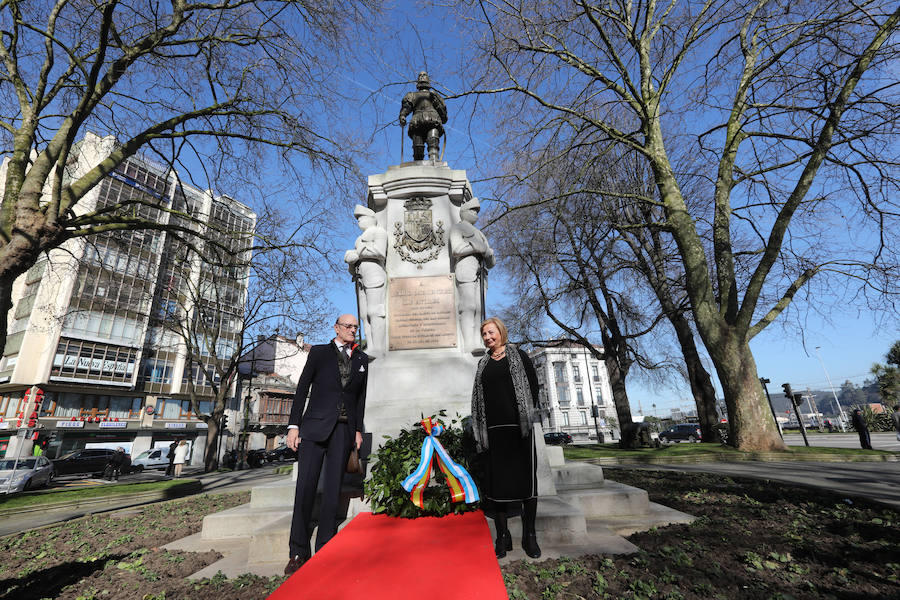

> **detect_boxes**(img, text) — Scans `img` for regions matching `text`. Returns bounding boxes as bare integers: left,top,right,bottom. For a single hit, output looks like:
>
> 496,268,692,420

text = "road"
782,431,900,452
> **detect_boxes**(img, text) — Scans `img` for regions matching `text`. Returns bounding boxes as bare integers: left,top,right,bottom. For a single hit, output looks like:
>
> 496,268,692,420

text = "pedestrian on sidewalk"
173,440,188,478
851,408,872,450
104,447,126,481
166,440,177,476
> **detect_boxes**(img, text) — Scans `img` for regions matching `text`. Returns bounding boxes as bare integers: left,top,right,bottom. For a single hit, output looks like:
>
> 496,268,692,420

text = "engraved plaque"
389,275,457,350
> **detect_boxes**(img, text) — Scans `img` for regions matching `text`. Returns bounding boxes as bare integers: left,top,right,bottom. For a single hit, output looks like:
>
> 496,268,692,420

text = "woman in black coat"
470,317,541,559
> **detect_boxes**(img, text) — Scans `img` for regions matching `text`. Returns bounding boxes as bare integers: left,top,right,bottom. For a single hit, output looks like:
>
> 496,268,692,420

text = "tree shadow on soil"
0,554,126,600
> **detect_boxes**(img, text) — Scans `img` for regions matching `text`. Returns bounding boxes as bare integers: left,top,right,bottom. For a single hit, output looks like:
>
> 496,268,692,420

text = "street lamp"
814,346,848,431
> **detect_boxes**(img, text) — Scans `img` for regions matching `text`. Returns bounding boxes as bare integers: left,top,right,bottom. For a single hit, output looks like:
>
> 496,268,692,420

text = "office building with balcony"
530,340,619,442
0,133,255,464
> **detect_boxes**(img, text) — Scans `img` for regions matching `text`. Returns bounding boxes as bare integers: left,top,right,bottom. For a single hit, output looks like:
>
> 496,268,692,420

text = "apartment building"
530,340,619,442
235,334,310,452
0,133,255,464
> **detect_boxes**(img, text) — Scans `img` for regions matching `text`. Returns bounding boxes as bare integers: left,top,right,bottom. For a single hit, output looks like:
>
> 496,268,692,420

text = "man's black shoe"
284,555,306,575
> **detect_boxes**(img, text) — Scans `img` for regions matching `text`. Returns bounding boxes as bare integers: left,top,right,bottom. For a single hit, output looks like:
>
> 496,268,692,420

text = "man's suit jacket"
289,343,368,442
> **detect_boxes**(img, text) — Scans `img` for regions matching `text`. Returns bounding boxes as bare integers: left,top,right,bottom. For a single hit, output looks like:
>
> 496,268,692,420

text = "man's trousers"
288,422,353,559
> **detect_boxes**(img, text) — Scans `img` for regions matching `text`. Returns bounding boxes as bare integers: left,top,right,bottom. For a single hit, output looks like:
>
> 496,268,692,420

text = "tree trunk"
604,349,639,448
669,312,721,443
0,276,13,355
713,337,786,451
203,414,222,472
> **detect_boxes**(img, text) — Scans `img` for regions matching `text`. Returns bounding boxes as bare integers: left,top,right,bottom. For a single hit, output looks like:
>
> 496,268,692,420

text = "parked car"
52,448,132,476
0,456,55,493
131,447,172,472
659,423,702,443
544,431,574,445
265,443,297,463
246,448,267,468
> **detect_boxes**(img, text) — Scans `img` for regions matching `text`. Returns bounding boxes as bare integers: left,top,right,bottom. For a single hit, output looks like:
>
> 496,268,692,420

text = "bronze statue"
399,72,448,161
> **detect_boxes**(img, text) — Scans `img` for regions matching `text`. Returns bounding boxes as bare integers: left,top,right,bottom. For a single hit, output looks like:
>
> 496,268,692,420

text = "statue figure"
344,205,388,355
398,71,448,161
450,199,494,352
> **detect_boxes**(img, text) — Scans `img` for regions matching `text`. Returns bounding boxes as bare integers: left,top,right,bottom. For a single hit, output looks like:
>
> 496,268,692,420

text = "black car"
659,423,702,443
246,443,297,468
544,431,573,445
265,443,297,463
52,448,132,476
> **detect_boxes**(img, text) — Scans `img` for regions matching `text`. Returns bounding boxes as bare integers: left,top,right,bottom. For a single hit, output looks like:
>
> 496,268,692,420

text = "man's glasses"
337,323,359,330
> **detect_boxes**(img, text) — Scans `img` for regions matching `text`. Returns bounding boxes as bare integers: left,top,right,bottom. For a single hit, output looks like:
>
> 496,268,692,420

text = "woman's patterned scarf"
471,343,534,453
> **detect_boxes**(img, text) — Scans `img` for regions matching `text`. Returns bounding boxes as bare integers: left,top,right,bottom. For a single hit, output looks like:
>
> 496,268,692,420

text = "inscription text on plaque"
388,275,457,350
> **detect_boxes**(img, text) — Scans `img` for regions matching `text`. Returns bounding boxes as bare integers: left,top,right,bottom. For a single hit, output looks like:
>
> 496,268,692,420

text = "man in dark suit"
284,314,368,575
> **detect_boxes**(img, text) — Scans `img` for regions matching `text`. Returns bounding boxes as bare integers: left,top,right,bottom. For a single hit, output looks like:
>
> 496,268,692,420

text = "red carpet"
267,510,507,600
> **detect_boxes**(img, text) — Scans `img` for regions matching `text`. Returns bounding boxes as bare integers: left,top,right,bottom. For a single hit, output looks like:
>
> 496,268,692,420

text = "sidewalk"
0,464,289,537
602,460,900,509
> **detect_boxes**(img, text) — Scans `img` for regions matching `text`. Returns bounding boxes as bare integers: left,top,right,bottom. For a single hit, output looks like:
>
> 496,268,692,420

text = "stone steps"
164,460,695,579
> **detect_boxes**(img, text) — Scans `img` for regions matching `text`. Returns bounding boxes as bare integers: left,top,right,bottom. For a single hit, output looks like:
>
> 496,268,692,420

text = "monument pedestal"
365,350,479,443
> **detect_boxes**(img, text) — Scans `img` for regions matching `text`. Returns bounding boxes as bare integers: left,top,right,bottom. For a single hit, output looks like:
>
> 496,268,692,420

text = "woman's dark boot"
522,498,541,558
494,511,512,559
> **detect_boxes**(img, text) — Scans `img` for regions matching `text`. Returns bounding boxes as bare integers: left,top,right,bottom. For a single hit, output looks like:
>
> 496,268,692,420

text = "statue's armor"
401,90,447,137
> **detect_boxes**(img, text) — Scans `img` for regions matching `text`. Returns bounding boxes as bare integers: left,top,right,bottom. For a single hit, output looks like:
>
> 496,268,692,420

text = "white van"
131,447,172,472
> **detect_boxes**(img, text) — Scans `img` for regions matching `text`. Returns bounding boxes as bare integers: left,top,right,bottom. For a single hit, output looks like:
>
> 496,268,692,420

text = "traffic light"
781,383,793,400
222,414,229,430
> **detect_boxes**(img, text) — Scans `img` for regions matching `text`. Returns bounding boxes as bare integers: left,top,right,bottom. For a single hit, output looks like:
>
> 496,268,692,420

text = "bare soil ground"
1,468,898,599
504,469,900,599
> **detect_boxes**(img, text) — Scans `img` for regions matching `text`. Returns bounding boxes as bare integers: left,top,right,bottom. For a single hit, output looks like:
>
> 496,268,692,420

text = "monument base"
365,349,479,446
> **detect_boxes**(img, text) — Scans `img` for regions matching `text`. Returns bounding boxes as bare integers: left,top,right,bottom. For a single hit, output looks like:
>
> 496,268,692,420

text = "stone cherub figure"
450,198,495,353
344,205,388,355
398,71,448,161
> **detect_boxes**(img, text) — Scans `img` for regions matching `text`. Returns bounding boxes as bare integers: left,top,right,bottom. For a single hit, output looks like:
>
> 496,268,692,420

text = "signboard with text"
388,275,457,351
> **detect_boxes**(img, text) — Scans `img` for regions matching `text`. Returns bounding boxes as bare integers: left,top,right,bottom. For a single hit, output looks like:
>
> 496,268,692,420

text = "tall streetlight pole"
815,346,847,431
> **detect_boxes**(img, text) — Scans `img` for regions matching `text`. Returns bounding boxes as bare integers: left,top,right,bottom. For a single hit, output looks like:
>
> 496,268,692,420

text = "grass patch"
563,442,891,461
0,479,199,511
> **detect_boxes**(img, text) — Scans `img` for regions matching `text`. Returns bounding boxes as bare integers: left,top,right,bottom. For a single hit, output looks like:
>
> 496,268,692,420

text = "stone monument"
345,73,494,443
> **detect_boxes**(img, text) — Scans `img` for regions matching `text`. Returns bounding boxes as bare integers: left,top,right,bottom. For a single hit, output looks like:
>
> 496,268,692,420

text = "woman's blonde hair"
480,317,509,346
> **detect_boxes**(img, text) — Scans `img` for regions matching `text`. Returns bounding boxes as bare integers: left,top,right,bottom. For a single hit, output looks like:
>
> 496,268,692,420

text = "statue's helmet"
416,71,431,90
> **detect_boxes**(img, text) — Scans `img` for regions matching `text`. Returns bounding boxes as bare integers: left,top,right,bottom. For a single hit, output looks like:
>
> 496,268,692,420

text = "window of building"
48,393,141,419
572,364,581,382
51,339,137,383
260,393,292,424
553,362,566,382
142,358,174,385
580,411,588,425
592,365,600,381
596,391,605,406
562,412,570,426
556,384,570,407
576,388,585,406
0,393,23,419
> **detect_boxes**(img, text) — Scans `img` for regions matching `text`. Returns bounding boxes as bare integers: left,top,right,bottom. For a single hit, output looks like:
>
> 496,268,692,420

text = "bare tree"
491,167,668,447
452,0,900,450
152,195,331,470
0,0,378,351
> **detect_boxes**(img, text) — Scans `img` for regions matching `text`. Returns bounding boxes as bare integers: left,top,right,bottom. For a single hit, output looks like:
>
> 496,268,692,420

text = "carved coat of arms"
394,197,445,264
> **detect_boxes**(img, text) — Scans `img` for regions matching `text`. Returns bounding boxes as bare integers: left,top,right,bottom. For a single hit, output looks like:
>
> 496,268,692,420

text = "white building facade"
530,340,619,442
